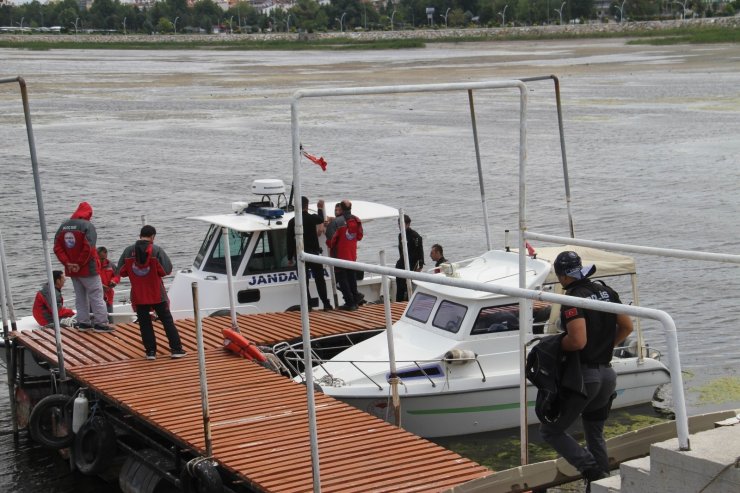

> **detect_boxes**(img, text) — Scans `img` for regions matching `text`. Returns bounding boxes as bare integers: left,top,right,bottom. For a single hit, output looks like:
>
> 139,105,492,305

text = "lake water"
1,39,739,491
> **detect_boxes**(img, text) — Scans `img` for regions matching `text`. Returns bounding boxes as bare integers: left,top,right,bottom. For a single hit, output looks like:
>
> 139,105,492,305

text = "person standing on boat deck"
97,246,120,318
326,200,363,311
430,244,447,272
53,201,114,333
395,214,424,302
117,225,186,360
32,270,76,328
540,251,633,492
287,196,333,311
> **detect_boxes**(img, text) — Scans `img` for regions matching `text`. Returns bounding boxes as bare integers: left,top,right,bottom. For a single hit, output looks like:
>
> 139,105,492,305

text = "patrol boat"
162,179,398,319
293,247,671,438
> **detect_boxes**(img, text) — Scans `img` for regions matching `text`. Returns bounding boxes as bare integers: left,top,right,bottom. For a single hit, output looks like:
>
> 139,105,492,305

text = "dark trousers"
306,261,331,308
136,302,183,354
396,277,409,302
335,268,358,307
539,366,617,474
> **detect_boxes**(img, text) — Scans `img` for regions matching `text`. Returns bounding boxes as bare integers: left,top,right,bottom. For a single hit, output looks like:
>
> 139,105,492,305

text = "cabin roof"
534,245,637,283
188,200,399,233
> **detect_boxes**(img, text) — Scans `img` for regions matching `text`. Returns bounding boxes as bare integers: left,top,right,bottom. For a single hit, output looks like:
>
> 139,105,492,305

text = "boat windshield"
406,292,437,323
471,303,520,335
246,230,291,273
199,226,252,275
432,300,467,334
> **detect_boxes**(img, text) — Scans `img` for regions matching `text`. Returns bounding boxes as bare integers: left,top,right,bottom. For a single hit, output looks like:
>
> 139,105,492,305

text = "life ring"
222,328,267,363
28,394,74,449
73,415,117,475
180,457,223,493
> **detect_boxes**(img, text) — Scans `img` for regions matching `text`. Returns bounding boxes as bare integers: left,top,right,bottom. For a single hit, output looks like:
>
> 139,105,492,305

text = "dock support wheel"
180,457,223,493
73,415,117,475
28,393,74,449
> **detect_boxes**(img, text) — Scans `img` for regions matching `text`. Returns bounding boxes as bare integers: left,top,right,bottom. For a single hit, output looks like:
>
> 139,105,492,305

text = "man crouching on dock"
118,225,186,361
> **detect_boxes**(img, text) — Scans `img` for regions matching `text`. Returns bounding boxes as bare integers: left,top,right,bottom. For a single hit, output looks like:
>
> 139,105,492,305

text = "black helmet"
553,251,596,280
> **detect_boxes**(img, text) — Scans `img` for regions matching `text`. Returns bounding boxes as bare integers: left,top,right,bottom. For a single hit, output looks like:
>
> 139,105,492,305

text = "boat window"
194,225,219,270
406,292,437,323
471,303,520,335
246,230,291,273
202,228,251,275
432,300,467,334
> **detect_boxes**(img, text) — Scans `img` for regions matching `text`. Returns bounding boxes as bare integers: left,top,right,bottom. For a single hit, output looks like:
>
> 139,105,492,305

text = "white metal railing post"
380,250,401,426
221,227,239,331
291,96,321,493
468,89,492,251
516,79,531,465
191,282,213,457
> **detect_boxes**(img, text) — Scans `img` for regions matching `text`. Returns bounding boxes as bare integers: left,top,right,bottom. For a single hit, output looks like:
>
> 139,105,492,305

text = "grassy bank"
0,21,738,50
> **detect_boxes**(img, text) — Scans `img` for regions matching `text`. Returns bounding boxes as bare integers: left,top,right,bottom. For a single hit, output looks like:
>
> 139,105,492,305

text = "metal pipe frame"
0,76,67,381
292,80,529,488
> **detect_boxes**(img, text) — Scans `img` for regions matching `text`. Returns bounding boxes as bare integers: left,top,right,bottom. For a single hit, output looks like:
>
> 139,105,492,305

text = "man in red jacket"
326,200,363,311
53,201,114,333
32,270,76,327
118,225,185,360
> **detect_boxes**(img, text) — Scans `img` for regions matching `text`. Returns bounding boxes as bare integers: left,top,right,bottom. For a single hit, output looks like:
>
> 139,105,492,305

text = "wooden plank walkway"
13,303,492,492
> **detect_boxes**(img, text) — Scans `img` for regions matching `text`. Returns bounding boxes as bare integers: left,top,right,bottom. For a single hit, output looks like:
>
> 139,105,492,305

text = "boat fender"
222,328,268,363
443,349,477,365
29,393,75,449
180,457,223,493
73,415,117,475
72,390,89,433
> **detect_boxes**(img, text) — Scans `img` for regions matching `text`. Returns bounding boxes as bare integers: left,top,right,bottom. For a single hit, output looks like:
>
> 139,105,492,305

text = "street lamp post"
498,4,508,26
173,16,179,34
614,0,626,22
440,7,450,28
336,12,346,32
673,0,688,19
390,9,396,30
123,16,127,35
554,2,565,25
229,15,234,33
17,16,24,32
285,13,292,32
72,17,79,36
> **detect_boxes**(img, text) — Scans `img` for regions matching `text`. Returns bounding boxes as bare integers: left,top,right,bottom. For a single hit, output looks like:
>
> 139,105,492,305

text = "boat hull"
323,361,670,438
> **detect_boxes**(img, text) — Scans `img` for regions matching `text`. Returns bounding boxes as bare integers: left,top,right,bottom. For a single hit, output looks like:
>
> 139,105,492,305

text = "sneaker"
339,304,358,312
93,323,115,333
583,468,609,493
146,351,156,360
77,322,93,332
170,349,187,359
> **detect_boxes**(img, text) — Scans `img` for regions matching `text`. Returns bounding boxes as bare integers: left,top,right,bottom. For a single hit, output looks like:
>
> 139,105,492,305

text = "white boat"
161,179,399,319
296,248,671,438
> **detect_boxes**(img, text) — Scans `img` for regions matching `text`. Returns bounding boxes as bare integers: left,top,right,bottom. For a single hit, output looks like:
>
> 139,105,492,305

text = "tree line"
1,0,737,34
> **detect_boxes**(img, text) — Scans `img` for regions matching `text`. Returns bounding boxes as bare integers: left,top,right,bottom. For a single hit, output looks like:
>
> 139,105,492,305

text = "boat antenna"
287,182,295,212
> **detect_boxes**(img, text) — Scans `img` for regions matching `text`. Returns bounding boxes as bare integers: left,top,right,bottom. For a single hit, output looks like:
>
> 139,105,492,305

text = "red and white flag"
300,145,328,171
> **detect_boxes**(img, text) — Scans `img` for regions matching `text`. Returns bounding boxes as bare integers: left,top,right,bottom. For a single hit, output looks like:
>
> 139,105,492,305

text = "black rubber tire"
28,393,74,449
73,415,117,475
180,458,223,493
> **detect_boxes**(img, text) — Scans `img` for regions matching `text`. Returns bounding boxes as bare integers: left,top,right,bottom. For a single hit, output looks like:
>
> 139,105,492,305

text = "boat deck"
12,303,491,492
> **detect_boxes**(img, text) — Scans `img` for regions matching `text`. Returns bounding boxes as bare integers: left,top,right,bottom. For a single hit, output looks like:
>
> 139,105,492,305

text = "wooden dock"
13,303,492,492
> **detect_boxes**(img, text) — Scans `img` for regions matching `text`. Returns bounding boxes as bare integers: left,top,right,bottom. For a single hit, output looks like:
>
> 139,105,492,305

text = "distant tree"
191,0,223,32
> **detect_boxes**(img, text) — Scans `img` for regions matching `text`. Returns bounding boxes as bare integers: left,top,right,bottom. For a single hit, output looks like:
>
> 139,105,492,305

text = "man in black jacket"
395,214,424,302
540,251,633,491
287,196,332,311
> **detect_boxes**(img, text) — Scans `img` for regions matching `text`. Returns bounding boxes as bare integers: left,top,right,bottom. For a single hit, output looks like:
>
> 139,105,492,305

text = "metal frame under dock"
10,303,491,492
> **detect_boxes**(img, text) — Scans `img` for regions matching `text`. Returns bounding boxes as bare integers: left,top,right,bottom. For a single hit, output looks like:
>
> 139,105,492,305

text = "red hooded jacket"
118,240,169,306
53,202,100,277
327,214,363,261
32,283,75,326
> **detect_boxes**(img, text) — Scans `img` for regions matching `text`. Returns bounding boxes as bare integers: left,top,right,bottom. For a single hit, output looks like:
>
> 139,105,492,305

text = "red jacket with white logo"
327,214,363,261
118,240,170,306
99,258,120,305
53,202,100,277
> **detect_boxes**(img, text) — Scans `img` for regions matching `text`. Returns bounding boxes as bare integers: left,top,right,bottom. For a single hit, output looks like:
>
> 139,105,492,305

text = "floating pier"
10,303,491,492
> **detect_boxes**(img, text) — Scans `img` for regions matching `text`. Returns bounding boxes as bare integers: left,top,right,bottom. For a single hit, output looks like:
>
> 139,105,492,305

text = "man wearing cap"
541,250,633,491
395,214,424,302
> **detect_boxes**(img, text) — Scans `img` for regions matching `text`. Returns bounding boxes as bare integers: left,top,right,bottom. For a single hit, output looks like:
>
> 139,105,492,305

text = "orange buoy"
222,328,267,363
